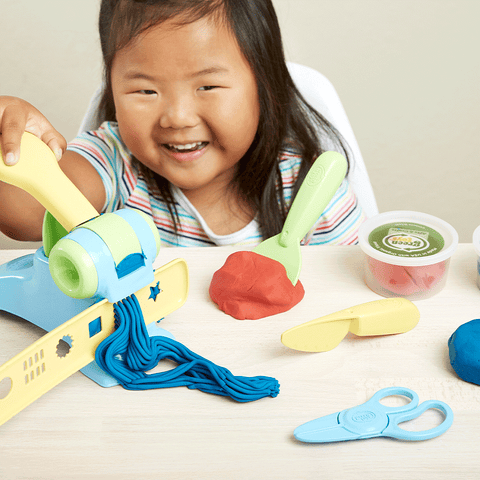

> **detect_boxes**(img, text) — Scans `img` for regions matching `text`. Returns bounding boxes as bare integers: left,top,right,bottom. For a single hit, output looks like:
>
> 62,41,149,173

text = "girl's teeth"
167,142,205,152
175,143,197,150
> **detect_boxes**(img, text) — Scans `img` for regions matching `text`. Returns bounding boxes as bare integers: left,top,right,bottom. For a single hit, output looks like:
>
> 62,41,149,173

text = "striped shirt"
67,121,365,247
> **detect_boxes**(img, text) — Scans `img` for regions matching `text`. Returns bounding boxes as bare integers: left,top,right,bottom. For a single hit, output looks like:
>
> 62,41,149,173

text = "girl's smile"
111,14,260,210
161,141,209,162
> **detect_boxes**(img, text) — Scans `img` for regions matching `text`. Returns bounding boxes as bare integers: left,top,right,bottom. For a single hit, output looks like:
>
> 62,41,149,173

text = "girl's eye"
137,89,157,95
198,86,218,91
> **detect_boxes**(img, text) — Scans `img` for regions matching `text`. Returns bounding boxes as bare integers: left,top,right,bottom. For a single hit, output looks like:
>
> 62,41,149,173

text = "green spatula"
253,151,348,285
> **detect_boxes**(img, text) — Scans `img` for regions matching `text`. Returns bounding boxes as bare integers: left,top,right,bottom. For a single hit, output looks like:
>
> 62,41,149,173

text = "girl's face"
111,15,260,200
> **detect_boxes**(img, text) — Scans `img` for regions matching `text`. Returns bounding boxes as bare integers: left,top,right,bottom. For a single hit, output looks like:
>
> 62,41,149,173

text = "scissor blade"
294,412,359,443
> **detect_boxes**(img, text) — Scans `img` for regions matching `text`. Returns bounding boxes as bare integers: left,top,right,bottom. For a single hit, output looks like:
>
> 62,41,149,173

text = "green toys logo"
384,229,428,253
368,222,445,258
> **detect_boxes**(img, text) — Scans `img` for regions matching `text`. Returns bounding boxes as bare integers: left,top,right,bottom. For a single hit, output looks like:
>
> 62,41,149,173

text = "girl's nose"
158,94,199,130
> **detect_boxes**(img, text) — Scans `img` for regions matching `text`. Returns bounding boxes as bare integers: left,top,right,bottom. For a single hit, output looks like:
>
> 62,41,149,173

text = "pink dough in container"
358,211,458,300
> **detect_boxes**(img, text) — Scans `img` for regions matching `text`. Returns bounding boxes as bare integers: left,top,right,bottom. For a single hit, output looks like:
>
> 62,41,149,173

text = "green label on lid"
368,222,445,258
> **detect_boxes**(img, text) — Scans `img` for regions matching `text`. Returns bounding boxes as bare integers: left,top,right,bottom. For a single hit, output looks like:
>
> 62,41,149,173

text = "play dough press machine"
0,133,189,425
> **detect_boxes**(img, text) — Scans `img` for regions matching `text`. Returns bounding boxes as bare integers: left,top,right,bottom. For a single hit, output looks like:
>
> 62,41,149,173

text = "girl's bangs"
108,0,226,53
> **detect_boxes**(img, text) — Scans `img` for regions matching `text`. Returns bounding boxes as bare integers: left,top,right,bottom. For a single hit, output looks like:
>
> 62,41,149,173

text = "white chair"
78,62,378,218
287,63,378,218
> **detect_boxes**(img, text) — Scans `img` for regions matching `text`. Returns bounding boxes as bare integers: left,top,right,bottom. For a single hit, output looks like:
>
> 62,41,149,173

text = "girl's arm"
0,96,105,241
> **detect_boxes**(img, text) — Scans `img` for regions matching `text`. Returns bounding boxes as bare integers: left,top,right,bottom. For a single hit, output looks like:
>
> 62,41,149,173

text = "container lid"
473,225,480,257
358,211,458,266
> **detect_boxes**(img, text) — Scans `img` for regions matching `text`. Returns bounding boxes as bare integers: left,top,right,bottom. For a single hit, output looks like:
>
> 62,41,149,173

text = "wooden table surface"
0,244,479,479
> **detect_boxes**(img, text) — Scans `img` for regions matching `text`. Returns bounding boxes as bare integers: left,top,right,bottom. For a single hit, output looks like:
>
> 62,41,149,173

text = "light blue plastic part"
0,247,174,388
294,386,453,443
49,209,159,304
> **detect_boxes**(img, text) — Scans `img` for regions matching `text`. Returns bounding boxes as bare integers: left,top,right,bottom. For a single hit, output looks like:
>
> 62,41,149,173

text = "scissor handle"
368,386,420,413
383,400,454,441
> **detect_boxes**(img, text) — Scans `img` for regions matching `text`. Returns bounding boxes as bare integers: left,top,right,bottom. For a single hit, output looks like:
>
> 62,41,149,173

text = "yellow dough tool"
0,132,98,231
281,298,420,352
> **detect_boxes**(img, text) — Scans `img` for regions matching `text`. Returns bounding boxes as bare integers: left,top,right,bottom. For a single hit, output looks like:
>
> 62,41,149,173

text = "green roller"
49,239,99,299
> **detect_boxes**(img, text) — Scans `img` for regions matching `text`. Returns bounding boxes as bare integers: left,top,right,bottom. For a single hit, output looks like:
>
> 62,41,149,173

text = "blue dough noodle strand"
95,295,280,402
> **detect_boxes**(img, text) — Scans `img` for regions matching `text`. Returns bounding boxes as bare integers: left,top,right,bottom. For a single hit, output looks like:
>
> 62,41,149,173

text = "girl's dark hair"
98,0,350,239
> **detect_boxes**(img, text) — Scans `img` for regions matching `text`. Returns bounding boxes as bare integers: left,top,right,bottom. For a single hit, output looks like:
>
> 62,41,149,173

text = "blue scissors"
294,387,453,443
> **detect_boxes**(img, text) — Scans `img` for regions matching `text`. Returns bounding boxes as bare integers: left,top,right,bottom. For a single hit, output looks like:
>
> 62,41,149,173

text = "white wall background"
0,0,478,249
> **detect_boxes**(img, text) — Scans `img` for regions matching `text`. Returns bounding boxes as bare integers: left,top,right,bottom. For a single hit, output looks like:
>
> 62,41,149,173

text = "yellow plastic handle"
281,298,420,352
0,258,189,426
0,132,98,231
341,298,420,336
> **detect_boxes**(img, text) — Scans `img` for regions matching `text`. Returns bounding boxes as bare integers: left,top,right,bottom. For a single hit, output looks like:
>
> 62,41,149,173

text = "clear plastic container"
358,211,458,300
473,225,480,290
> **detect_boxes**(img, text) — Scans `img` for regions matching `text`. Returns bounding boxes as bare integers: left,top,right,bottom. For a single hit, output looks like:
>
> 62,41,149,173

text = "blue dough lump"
448,319,480,385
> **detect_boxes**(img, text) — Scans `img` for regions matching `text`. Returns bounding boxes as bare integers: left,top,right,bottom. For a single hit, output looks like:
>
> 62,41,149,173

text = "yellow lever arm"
0,132,98,231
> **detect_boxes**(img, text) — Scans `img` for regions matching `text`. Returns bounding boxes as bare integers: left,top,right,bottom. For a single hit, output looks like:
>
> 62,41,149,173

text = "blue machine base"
0,248,174,387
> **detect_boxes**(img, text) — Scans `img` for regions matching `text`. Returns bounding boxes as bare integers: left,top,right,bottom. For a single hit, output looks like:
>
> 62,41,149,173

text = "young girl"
0,0,366,247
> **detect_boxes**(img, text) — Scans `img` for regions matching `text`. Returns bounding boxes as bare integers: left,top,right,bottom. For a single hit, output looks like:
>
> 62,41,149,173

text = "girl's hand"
0,96,66,165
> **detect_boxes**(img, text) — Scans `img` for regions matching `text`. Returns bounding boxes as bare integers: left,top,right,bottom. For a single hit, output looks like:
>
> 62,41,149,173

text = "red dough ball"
367,257,446,295
367,257,418,295
406,262,446,291
209,251,305,320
